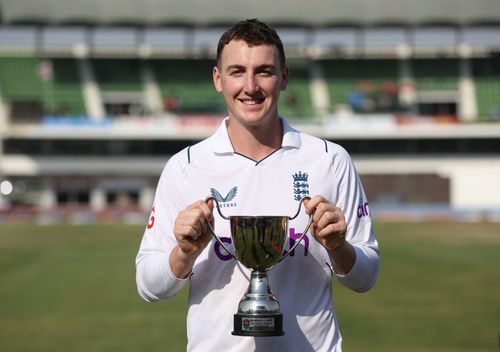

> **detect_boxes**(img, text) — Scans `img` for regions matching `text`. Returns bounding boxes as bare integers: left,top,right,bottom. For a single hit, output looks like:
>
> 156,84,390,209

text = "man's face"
213,40,288,127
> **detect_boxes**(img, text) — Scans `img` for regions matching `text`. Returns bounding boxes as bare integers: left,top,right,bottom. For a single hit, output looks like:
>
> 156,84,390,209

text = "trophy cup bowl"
206,196,312,337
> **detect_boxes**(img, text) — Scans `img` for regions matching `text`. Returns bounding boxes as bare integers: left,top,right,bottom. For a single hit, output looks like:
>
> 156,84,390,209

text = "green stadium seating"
51,59,86,115
472,58,500,121
322,59,399,113
0,56,43,101
0,57,86,116
413,59,458,91
279,67,314,119
152,59,224,114
2,55,498,121
93,59,142,92
475,78,500,120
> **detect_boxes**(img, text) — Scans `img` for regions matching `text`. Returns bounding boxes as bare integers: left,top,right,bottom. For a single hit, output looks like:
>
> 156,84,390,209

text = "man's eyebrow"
225,64,245,71
256,64,277,70
225,64,277,71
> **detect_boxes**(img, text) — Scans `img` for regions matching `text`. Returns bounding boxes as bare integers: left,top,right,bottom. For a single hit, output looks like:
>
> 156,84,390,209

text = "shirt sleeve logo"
357,201,370,218
293,171,309,201
147,206,155,229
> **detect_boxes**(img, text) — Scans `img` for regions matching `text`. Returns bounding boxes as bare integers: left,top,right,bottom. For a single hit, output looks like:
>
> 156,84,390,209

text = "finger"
176,200,214,244
317,222,346,239
310,223,318,236
312,201,336,225
178,221,203,241
315,210,340,231
193,200,214,223
304,195,325,215
200,201,215,235
177,210,205,237
206,198,214,211
306,195,336,217
187,203,212,226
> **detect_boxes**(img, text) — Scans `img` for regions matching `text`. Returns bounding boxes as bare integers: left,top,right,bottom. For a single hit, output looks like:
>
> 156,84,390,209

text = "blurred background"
0,1,499,351
0,0,499,224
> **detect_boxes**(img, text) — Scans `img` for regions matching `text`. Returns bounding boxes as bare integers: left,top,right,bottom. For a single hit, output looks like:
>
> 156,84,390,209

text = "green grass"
336,223,500,352
0,225,188,352
0,223,499,351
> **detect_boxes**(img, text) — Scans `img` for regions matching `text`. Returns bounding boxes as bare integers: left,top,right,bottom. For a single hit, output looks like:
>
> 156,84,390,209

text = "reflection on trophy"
206,196,312,336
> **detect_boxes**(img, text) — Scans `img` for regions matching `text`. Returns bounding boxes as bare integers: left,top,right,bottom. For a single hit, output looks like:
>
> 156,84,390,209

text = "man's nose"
244,74,258,94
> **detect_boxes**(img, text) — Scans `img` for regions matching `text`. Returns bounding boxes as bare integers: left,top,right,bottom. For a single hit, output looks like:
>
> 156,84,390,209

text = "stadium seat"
472,58,500,121
322,59,399,114
279,67,314,119
51,59,86,115
0,57,87,116
152,59,224,115
413,59,458,91
0,56,43,101
93,59,142,92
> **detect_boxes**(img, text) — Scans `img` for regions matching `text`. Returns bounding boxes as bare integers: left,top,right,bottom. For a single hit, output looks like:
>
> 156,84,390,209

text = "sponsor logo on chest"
210,186,238,208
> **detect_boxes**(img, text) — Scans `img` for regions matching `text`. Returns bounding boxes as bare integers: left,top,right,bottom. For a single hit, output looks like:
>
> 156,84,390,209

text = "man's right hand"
170,199,214,278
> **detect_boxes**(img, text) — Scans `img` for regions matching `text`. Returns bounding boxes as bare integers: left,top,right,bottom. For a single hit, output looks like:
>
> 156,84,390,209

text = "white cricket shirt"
136,118,380,352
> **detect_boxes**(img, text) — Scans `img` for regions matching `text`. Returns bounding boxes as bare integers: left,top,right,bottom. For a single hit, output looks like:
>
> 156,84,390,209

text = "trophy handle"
205,196,238,260
279,196,313,263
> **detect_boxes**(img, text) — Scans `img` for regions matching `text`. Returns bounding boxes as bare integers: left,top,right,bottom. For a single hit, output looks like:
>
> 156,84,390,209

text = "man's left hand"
304,195,347,252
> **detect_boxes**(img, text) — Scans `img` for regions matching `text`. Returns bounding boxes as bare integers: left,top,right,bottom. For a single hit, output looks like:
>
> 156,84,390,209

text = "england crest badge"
292,171,309,201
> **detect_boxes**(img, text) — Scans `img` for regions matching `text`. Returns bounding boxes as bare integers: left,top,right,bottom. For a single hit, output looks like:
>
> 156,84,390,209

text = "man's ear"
213,66,223,93
280,65,289,91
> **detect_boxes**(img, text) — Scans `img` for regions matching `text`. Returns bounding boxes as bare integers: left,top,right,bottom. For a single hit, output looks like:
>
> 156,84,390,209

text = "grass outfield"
0,223,499,351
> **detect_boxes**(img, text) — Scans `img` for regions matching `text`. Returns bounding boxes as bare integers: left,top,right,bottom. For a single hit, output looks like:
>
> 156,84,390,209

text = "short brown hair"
216,18,286,70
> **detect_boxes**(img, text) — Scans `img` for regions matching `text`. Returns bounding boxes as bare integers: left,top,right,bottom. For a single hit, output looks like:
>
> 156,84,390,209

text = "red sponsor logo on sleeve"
147,206,155,229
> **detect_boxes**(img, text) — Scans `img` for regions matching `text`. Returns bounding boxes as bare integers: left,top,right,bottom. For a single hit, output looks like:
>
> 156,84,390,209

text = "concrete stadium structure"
0,0,499,222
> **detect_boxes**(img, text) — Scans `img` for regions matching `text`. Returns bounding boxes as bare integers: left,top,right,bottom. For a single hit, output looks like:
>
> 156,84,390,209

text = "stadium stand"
92,59,144,115
0,57,86,118
322,60,399,114
51,59,86,116
0,0,500,222
279,67,315,119
413,59,459,91
0,56,42,102
0,56,46,121
472,58,500,121
152,59,224,115
93,59,142,92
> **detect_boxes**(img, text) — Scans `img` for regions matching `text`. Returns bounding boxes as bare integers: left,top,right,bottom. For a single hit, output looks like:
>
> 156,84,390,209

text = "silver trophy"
206,196,312,336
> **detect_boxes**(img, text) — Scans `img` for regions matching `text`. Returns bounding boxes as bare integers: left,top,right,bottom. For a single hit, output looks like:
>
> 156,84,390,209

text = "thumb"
206,198,214,210
206,198,215,225
303,198,314,215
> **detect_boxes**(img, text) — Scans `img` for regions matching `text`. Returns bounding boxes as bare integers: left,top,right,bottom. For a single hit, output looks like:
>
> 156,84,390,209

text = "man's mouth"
239,98,265,105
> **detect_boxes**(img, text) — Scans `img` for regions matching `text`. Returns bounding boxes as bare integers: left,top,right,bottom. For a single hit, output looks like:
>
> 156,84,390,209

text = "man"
136,19,379,351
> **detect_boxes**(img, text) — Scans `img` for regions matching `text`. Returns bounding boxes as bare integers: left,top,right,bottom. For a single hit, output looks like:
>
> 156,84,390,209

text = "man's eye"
230,70,243,76
258,71,273,76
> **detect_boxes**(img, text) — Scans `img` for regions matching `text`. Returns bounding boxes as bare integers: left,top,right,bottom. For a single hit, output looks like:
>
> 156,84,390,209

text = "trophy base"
232,313,284,336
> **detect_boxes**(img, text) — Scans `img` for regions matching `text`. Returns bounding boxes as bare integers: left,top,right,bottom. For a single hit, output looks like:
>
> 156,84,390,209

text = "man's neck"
227,118,283,162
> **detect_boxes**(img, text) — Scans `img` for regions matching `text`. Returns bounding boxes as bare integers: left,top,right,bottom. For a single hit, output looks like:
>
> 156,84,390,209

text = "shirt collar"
281,118,302,149
211,117,301,154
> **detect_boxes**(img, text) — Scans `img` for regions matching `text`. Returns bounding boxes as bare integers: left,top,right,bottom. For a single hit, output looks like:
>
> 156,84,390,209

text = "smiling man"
136,19,380,351
212,32,288,161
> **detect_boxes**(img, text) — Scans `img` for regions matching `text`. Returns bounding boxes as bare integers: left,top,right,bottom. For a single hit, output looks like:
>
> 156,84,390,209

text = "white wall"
354,156,500,210
448,165,500,209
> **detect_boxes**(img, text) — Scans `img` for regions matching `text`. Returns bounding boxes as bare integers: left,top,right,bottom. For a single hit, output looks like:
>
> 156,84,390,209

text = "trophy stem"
245,271,278,303
232,271,284,336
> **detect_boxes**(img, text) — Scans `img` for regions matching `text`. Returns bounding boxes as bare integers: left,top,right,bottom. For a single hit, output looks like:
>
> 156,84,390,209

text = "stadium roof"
1,0,500,26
